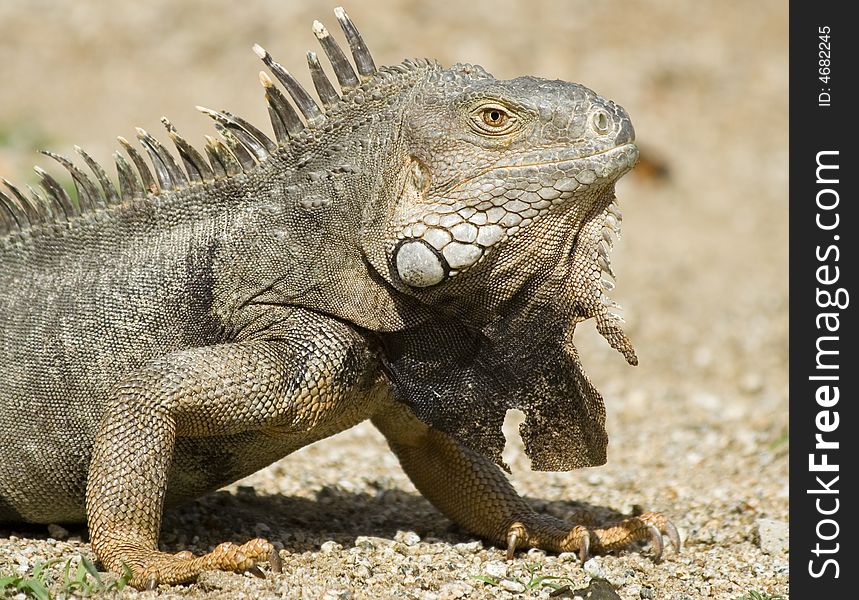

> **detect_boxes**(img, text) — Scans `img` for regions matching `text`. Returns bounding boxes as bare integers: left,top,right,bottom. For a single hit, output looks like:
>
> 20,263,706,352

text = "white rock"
454,541,483,554
484,560,508,579
439,582,474,599
394,530,421,546
756,518,789,555
320,540,342,554
501,579,526,593
583,556,605,578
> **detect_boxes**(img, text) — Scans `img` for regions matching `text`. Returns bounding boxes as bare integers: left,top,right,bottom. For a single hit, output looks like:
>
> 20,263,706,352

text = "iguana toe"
502,510,679,565
130,537,276,589
572,511,681,560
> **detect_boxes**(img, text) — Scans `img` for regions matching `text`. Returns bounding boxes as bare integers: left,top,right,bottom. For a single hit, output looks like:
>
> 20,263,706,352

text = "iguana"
0,7,678,589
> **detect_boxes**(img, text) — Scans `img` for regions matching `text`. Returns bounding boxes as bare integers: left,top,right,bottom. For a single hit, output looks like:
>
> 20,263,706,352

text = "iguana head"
386,66,636,289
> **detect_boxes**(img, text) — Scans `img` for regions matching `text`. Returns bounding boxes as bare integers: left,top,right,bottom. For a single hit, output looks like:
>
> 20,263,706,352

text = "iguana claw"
506,522,526,560
499,510,677,566
577,529,591,564
269,548,283,573
145,574,158,591
247,565,266,579
648,525,664,561
665,521,682,552
637,512,682,558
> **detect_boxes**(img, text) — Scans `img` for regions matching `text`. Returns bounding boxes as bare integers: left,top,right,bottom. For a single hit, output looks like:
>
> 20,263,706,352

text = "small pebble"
501,579,526,593
484,560,508,579
394,530,421,546
454,541,482,554
755,518,789,555
584,557,606,578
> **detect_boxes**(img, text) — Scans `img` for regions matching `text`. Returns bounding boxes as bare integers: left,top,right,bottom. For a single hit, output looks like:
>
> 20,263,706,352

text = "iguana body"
0,8,677,588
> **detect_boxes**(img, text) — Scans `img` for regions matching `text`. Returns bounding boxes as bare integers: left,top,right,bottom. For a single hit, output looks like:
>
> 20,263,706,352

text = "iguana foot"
125,538,280,589
506,510,681,563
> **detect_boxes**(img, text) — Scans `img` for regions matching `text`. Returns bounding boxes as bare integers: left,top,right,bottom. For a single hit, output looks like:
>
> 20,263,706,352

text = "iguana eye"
470,104,517,135
482,108,507,127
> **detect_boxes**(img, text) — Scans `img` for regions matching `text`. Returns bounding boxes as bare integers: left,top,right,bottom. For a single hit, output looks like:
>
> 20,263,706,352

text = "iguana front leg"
86,309,378,589
372,403,680,562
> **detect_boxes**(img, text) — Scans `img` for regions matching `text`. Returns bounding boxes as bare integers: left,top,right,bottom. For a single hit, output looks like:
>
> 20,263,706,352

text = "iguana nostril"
591,110,610,135
394,239,447,288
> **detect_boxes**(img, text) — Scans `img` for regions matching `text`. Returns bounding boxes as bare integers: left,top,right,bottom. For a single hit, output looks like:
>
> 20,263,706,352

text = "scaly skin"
0,8,678,588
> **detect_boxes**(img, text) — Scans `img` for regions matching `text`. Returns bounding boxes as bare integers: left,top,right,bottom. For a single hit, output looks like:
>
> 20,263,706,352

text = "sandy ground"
0,1,788,598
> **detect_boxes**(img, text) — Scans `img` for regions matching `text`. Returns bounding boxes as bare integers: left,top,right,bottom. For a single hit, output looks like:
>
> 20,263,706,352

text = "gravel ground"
0,1,788,598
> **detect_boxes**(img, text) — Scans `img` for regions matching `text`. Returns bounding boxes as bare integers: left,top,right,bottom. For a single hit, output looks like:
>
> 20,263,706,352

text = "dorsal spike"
196,106,270,162
203,136,227,178
136,127,188,191
312,20,359,90
307,51,340,108
222,111,278,155
253,44,325,127
214,124,256,170
259,71,304,142
204,135,242,177
0,186,27,230
334,7,376,79
113,151,144,200
162,117,213,184
118,136,159,195
33,166,75,219
25,185,53,220
2,178,43,222
75,146,119,205
40,151,100,212
135,129,172,191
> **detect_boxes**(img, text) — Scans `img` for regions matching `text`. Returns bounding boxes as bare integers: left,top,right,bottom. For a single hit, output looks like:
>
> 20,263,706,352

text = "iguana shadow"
1,488,632,556
160,487,632,555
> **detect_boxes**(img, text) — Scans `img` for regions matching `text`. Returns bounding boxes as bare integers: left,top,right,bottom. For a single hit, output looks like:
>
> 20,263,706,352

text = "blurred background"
0,1,787,597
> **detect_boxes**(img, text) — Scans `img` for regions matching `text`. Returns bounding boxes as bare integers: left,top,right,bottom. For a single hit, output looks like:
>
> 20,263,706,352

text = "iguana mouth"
392,143,638,288
444,142,638,195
